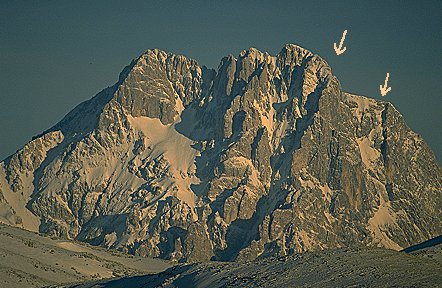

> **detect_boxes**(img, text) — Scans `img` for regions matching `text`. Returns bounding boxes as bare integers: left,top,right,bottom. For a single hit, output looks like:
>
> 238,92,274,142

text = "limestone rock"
0,44,440,262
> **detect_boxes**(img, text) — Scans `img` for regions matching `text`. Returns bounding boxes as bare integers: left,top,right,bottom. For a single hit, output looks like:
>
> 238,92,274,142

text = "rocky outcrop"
0,44,440,262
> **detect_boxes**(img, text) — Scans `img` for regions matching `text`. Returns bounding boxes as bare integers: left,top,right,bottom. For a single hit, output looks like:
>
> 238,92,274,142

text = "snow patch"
368,192,402,250
127,115,200,209
357,137,380,169
0,164,40,231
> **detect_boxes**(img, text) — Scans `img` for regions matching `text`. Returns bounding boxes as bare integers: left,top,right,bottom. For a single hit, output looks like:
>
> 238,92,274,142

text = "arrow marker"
334,30,348,55
380,73,392,97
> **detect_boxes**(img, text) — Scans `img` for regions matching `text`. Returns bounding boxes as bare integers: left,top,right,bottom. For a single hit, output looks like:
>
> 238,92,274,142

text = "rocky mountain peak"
108,48,205,125
0,44,440,263
279,43,314,63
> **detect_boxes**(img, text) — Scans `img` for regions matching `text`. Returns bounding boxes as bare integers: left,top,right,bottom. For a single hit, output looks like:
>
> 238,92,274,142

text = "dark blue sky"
0,1,441,161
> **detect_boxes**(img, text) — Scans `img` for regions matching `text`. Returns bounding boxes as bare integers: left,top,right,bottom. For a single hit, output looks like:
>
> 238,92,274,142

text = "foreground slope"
0,44,441,262
64,245,442,288
0,224,170,288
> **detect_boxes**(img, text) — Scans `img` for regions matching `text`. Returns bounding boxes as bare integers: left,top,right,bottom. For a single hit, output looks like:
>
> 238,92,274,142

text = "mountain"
0,44,440,262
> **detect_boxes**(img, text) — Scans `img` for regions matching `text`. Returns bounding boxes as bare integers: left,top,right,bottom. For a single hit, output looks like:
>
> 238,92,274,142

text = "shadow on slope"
402,235,442,253
67,265,195,288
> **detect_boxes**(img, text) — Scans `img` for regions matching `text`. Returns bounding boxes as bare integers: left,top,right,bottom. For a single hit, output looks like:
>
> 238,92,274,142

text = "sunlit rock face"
0,44,440,262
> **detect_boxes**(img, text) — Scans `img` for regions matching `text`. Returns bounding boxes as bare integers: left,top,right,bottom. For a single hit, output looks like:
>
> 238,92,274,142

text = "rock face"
0,44,441,262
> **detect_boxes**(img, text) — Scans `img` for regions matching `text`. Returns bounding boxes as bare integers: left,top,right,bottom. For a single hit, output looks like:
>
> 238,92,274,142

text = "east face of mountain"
0,44,440,262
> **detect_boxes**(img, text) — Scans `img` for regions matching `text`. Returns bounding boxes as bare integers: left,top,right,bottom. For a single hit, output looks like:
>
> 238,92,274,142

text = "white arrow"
380,73,392,97
334,30,348,55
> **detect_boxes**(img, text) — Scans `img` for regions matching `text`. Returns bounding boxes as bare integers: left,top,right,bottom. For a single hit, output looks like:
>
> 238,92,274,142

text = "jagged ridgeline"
0,44,440,262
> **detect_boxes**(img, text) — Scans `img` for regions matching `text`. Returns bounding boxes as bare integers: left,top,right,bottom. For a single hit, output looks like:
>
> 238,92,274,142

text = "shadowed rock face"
0,44,440,262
